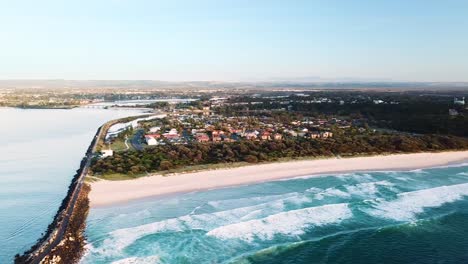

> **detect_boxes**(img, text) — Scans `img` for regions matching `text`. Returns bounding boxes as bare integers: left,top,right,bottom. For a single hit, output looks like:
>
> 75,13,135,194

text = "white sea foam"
334,173,376,182
90,193,309,257
207,203,352,242
429,162,468,169
305,187,322,193
313,188,350,200
111,256,160,264
208,192,301,209
306,180,394,200
368,182,468,221
457,172,468,176
345,181,395,197
408,168,428,174
394,176,411,182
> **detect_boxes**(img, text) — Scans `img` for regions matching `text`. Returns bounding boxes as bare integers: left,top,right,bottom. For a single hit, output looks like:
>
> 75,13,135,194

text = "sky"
0,0,467,82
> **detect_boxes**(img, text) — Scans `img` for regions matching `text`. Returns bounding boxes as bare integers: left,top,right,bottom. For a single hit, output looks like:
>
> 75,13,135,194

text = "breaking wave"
89,192,312,257
306,180,395,200
82,163,468,263
207,203,352,242
368,182,468,221
110,256,160,264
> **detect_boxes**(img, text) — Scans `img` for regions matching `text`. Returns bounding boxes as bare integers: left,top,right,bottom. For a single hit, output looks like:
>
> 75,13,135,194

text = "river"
0,107,141,263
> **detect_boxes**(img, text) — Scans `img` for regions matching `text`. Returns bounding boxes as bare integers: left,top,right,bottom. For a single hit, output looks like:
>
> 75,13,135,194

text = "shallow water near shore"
0,107,141,263
83,163,468,264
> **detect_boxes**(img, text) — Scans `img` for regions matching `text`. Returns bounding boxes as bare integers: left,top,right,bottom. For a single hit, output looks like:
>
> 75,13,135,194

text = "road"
22,126,103,264
130,129,145,151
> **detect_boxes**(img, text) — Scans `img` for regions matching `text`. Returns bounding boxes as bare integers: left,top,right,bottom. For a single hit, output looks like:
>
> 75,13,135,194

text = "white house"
101,149,114,158
149,126,161,133
454,97,465,106
168,128,178,135
145,136,158,146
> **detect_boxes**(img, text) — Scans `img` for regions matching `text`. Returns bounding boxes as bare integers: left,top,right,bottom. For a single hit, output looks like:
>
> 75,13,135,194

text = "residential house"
244,131,258,140
285,129,298,137
145,136,158,146
321,131,333,138
310,131,320,139
168,128,178,135
260,131,271,140
449,109,459,116
212,130,225,137
146,134,161,139
163,133,180,140
273,133,283,140
195,133,210,142
101,149,113,158
222,135,234,142
454,97,465,106
149,126,161,133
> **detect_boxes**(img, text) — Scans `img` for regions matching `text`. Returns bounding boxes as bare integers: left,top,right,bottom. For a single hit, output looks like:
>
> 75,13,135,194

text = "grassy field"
109,137,132,152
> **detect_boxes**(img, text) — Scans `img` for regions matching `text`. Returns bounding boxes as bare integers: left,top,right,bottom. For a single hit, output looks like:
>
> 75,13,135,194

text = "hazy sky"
1,0,467,82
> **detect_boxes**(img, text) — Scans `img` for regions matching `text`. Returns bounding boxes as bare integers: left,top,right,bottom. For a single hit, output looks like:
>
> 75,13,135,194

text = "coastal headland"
89,151,468,207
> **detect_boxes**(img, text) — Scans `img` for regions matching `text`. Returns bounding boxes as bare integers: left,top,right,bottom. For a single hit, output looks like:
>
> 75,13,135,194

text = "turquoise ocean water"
0,108,141,263
83,163,468,264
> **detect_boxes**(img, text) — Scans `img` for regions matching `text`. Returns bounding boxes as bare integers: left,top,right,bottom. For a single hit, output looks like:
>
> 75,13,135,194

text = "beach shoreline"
89,151,468,207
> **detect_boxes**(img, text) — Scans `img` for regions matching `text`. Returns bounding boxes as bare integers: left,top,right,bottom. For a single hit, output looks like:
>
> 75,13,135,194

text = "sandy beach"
89,151,468,207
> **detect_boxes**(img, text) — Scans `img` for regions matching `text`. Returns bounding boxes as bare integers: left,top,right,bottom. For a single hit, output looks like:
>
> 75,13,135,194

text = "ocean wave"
408,168,428,174
89,193,311,257
428,162,468,170
282,172,371,181
207,192,302,210
367,182,468,221
311,187,350,200
306,180,395,200
334,173,376,182
110,256,160,264
345,181,395,197
206,203,352,242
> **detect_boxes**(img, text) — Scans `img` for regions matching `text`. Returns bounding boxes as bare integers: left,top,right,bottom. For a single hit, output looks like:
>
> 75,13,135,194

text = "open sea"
82,163,468,264
0,107,141,263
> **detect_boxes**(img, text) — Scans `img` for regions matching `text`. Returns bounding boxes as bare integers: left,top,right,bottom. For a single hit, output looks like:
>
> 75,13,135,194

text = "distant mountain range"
0,79,467,90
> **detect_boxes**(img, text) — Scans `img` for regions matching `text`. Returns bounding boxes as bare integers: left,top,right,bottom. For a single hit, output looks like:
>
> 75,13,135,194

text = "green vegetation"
109,138,130,152
90,133,468,178
96,115,151,151
219,93,468,137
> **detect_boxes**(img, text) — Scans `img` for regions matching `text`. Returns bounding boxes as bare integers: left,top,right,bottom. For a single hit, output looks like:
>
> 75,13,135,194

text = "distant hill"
0,79,468,91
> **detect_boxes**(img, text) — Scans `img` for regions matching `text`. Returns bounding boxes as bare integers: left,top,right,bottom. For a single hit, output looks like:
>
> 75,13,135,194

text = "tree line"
90,133,468,176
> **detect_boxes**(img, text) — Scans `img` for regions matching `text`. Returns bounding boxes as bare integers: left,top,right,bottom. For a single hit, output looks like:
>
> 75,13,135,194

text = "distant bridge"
80,104,109,109
80,105,153,111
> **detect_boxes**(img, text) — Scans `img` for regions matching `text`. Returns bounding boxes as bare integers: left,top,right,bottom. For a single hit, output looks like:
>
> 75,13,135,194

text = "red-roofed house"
195,133,209,142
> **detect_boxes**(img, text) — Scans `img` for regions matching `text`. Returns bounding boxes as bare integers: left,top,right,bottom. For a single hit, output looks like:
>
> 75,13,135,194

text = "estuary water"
82,164,468,264
0,107,141,263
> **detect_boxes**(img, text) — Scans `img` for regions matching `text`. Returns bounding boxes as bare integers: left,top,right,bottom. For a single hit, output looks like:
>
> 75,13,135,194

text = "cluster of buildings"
454,97,465,106
141,113,343,146
450,97,467,116
145,127,181,145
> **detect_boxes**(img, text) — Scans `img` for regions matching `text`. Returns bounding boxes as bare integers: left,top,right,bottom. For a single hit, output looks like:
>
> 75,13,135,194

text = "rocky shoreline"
14,126,102,264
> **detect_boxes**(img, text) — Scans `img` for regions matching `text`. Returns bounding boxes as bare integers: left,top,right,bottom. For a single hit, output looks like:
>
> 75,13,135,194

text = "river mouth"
0,107,142,262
